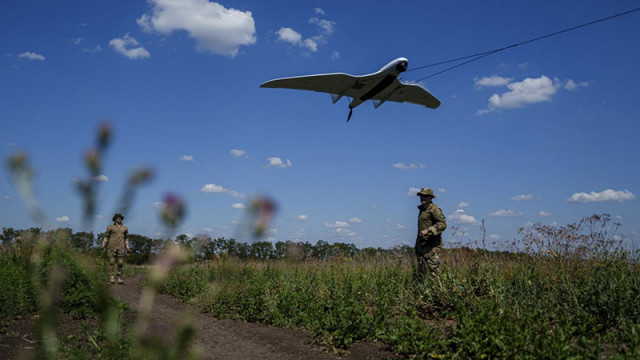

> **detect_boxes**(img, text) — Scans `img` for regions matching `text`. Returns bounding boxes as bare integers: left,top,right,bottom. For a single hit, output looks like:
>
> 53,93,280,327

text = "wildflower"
97,121,112,151
161,193,186,228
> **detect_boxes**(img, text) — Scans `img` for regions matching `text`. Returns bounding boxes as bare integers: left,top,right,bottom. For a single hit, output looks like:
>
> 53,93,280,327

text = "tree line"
1,226,413,264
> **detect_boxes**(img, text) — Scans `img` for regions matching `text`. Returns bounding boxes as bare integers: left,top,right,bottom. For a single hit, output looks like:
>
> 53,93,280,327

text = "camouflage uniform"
415,188,447,278
104,222,128,282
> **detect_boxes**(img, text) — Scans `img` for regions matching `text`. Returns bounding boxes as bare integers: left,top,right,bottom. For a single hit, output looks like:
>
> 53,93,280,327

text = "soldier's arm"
124,229,130,251
101,227,110,249
428,208,447,236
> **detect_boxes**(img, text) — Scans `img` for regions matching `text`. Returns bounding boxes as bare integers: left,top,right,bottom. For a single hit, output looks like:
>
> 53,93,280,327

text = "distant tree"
70,231,95,252
331,242,358,258
312,240,331,259
250,241,274,260
128,234,155,264
1,227,19,245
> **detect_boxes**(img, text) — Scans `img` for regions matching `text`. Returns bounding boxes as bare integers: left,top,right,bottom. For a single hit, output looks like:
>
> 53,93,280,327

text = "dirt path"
110,273,395,360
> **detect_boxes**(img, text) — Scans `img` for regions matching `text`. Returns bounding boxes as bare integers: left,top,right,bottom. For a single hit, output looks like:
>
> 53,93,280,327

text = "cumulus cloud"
309,17,336,35
564,79,589,90
539,210,553,217
265,157,292,169
487,209,524,217
55,215,70,223
476,75,576,114
229,149,247,158
277,27,319,52
200,183,245,198
296,214,307,221
474,75,512,87
137,0,256,57
406,187,420,196
511,194,534,201
449,209,478,225
392,162,424,170
331,50,340,60
314,7,325,15
18,51,45,60
324,221,349,228
179,155,194,161
437,188,446,194
92,174,109,182
349,217,362,223
567,189,635,203
109,33,150,59
231,203,246,209
396,224,406,230
489,234,500,240
457,201,469,208
276,10,336,54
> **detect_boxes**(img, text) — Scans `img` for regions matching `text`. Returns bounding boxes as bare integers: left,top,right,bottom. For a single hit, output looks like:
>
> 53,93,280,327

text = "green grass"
160,251,640,358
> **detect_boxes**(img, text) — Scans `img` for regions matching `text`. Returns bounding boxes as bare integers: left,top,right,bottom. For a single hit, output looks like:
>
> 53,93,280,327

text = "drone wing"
260,73,380,99
382,82,441,109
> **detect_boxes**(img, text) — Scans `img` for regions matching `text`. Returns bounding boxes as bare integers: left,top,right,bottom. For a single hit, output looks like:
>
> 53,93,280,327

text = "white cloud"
511,194,534,201
179,155,194,161
334,227,356,238
487,209,524,217
109,33,150,59
18,51,45,61
478,76,563,114
539,210,553,217
137,0,256,57
474,75,512,87
437,188,446,194
449,209,478,225
396,224,406,230
314,7,325,15
349,217,362,223
564,79,589,90
5,143,16,146
265,157,292,169
94,214,104,219
82,45,102,53
152,201,163,208
331,50,340,60
407,187,420,196
296,214,307,221
229,149,247,158
200,183,245,198
231,203,246,209
73,37,84,45
55,215,70,223
392,162,424,170
489,234,500,240
457,201,469,208
92,174,109,182
277,27,318,52
309,18,336,35
277,27,302,44
567,189,635,203
324,221,349,228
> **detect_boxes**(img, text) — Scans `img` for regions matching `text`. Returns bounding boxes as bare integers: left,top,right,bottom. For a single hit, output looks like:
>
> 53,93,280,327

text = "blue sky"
1,0,639,250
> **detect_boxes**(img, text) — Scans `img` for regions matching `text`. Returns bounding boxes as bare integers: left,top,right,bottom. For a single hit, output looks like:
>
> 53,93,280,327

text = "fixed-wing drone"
260,57,440,122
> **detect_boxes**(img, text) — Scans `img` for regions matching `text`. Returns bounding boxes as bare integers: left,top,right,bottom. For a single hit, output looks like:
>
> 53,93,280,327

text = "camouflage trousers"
415,236,441,279
107,247,125,279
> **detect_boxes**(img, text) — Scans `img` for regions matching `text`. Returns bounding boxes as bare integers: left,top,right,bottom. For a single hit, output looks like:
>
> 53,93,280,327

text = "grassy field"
159,249,640,358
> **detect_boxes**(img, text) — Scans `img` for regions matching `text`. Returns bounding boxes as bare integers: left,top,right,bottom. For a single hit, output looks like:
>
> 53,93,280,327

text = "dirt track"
110,273,395,360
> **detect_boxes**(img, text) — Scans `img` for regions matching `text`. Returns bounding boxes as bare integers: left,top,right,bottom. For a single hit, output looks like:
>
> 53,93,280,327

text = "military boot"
109,276,116,284
117,278,125,285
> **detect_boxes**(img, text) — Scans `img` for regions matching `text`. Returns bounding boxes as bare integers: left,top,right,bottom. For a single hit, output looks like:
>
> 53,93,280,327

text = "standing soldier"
101,213,130,284
415,188,447,279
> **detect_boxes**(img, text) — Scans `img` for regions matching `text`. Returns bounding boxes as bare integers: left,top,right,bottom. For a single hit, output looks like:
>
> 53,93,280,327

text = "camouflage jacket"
417,203,447,239
105,224,128,249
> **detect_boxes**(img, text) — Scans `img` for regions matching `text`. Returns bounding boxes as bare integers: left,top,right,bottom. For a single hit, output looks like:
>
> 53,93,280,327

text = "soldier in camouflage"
101,213,130,284
415,188,447,278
